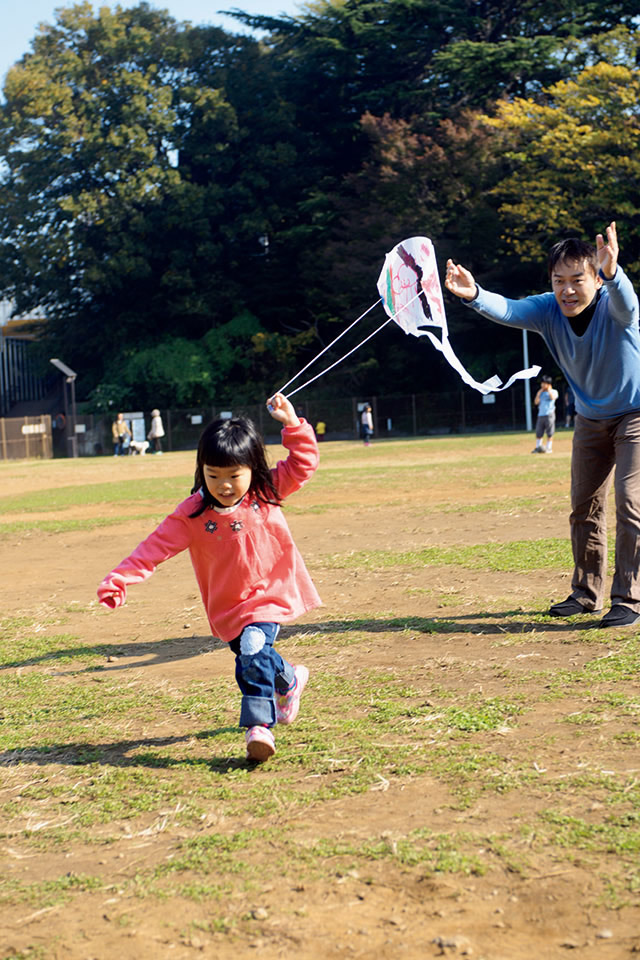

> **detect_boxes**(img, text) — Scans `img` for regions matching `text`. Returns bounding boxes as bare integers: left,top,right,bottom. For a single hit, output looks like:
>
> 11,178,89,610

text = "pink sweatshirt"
97,420,322,642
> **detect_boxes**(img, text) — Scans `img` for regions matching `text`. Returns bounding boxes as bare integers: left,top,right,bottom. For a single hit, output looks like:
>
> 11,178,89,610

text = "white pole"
522,329,533,431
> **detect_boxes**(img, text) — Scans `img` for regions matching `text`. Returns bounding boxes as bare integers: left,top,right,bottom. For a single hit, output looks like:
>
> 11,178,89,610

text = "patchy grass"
2,432,640,952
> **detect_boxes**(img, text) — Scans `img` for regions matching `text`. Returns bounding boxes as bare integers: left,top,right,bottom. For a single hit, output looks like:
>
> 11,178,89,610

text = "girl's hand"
445,259,478,300
267,393,300,428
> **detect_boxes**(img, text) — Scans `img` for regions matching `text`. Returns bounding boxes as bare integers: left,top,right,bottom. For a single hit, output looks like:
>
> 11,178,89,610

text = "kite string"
276,298,383,396
284,289,425,400
285,317,394,399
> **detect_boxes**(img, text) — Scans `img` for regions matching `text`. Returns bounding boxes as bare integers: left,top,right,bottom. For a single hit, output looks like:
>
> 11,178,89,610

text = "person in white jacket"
147,408,165,454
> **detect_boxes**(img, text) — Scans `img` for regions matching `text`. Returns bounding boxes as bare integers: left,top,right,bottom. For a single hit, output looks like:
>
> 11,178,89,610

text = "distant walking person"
564,384,576,428
148,408,165,454
532,376,558,453
360,404,373,446
112,413,131,456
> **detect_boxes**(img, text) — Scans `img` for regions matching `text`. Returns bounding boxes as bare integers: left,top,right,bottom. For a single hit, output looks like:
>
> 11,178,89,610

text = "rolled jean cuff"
239,695,276,728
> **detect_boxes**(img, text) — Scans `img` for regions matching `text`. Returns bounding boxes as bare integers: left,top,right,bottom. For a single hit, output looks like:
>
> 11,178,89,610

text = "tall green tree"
0,3,258,395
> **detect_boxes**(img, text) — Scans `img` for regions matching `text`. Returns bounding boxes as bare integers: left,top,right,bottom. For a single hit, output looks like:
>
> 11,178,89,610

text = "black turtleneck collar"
568,289,601,337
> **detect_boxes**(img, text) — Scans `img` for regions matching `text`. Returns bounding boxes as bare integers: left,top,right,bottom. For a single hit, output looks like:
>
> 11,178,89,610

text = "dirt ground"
1,434,640,960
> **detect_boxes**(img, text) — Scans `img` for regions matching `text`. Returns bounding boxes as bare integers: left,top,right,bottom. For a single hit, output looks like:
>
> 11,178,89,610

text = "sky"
0,0,307,86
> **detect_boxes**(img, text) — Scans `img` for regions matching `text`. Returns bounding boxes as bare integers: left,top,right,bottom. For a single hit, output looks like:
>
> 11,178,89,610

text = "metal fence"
0,415,53,460
54,386,539,457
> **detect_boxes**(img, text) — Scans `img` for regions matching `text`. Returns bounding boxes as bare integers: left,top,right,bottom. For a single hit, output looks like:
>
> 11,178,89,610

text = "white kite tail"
420,327,540,395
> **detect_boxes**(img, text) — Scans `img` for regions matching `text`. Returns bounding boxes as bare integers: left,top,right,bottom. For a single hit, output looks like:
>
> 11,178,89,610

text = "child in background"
532,375,558,453
97,393,321,761
360,404,373,445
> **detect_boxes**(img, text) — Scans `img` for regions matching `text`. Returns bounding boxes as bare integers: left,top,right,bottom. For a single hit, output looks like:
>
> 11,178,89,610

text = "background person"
111,413,131,456
532,375,558,453
445,221,640,628
360,404,373,446
148,408,165,454
564,383,576,428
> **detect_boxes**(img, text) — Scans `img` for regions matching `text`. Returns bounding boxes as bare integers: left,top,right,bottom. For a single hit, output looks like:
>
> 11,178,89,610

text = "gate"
0,415,53,460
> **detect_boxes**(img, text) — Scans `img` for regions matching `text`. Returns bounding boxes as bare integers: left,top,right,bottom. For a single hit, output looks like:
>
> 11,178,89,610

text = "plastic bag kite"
376,236,539,395
277,235,539,399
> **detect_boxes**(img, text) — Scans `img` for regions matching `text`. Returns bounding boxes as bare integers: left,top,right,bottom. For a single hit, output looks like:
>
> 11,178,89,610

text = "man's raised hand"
596,221,618,280
445,259,478,301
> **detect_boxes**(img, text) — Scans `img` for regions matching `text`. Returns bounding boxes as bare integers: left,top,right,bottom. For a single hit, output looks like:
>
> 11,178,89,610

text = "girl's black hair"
189,416,280,517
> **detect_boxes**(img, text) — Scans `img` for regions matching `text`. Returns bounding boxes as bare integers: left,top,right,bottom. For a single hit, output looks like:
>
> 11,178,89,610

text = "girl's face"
203,463,252,506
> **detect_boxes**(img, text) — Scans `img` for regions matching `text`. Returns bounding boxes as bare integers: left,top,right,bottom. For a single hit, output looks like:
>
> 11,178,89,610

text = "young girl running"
97,393,321,762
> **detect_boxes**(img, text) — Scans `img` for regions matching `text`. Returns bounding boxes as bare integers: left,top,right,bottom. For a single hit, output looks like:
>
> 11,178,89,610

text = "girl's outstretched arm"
97,511,192,609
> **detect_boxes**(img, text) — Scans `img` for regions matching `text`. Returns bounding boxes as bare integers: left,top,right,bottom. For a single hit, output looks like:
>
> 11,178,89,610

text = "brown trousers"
570,412,640,611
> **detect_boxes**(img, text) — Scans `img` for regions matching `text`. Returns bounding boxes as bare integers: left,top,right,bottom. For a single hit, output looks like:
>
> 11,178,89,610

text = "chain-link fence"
58,386,546,457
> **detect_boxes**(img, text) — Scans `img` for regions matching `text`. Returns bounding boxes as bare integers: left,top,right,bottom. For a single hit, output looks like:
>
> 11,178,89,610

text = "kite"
276,236,540,400
376,236,540,395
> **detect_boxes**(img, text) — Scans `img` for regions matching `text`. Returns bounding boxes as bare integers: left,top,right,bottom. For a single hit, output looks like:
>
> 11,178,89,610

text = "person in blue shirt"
445,221,640,628
532,375,558,453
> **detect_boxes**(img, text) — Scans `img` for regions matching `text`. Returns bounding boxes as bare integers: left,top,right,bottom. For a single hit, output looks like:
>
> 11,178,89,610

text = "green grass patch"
0,478,187,514
311,828,486,876
321,538,574,573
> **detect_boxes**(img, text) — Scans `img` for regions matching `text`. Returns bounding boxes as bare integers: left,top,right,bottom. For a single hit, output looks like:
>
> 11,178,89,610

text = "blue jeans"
228,622,295,728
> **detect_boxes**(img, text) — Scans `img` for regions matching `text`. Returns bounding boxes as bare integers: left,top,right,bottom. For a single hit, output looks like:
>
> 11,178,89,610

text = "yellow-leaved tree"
485,58,640,281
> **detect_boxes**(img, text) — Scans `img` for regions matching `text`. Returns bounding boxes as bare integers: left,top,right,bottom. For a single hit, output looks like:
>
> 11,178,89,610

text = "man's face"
551,257,602,317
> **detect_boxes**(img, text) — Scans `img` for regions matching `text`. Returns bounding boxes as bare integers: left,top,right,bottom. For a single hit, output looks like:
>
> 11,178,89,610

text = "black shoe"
598,605,640,628
549,596,602,617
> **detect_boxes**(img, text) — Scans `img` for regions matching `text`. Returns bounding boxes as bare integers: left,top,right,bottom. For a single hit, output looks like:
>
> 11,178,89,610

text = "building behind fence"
0,334,51,418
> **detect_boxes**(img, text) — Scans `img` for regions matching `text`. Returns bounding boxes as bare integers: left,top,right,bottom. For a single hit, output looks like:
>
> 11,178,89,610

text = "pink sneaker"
275,665,309,725
245,725,276,762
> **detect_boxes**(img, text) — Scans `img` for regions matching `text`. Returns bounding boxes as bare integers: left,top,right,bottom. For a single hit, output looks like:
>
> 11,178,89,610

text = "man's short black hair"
548,238,598,278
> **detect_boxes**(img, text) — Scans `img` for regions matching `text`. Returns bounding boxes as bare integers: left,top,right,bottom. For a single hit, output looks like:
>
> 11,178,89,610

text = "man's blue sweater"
467,268,640,420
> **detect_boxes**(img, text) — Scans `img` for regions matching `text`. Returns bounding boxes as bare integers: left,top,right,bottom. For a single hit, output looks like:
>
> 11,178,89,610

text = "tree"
234,0,640,117
484,48,640,281
0,3,249,395
3,1,639,408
